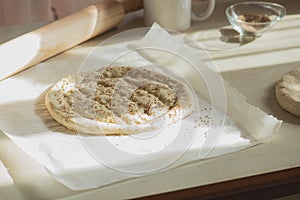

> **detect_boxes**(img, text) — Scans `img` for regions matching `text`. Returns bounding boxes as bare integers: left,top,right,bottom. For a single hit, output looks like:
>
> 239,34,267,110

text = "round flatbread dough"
276,68,300,117
45,66,194,135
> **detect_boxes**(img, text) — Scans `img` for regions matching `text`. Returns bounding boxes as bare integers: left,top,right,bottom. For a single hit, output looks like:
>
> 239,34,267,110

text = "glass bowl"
226,1,286,37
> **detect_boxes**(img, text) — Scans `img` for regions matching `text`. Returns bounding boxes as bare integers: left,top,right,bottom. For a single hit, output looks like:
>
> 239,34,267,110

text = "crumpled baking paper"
0,24,281,190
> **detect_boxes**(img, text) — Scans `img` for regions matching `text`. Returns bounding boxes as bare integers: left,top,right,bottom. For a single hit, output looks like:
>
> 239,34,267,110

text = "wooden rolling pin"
0,0,143,81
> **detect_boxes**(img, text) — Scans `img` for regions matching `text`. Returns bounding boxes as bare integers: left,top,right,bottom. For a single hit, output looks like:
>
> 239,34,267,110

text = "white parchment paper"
0,160,13,187
0,24,281,190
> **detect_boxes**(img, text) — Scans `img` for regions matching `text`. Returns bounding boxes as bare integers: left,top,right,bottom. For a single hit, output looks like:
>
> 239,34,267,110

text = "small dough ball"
276,68,300,117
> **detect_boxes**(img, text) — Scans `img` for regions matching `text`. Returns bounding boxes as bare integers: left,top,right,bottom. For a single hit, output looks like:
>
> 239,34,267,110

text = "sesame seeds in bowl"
226,1,286,37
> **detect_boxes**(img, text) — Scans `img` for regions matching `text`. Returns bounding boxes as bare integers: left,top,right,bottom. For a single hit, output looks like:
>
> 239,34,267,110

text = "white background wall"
0,0,104,26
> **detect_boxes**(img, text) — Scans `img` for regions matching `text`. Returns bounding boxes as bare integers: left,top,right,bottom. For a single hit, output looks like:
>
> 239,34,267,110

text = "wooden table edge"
136,166,300,200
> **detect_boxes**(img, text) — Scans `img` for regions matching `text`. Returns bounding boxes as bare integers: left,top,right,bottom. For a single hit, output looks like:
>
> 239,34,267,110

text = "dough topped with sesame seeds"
45,66,194,135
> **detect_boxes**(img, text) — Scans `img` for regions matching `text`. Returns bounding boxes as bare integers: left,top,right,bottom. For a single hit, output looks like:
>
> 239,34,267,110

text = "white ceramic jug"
144,0,215,31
